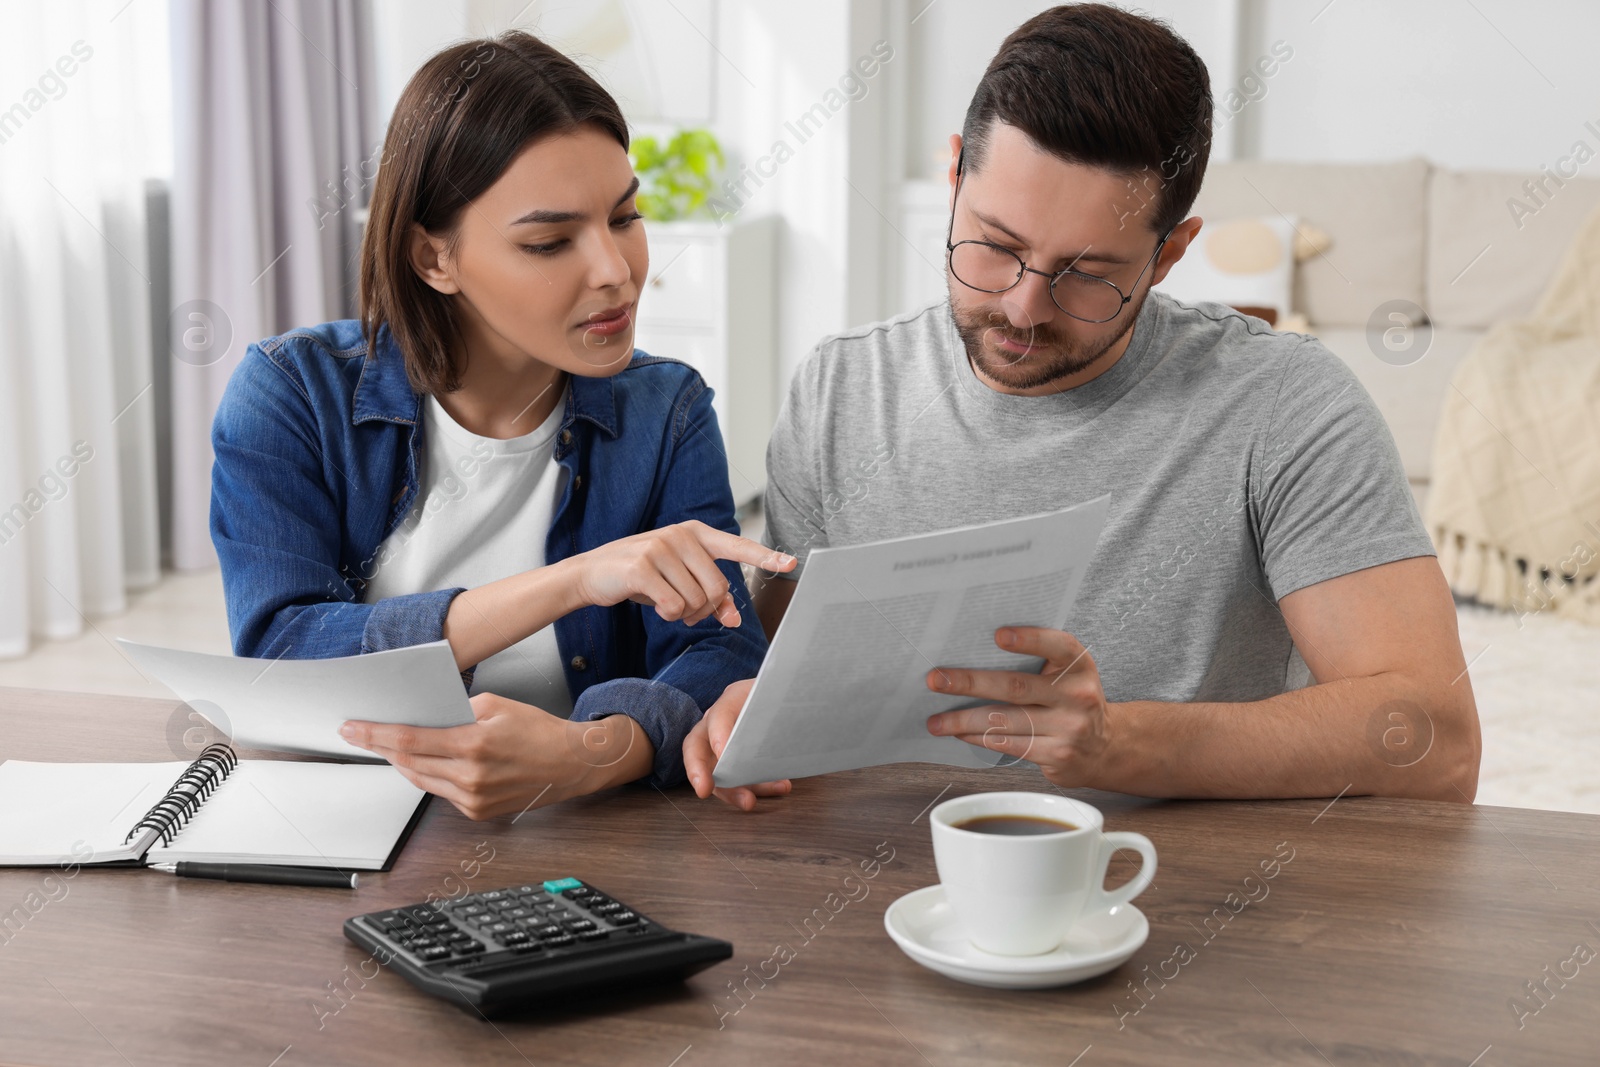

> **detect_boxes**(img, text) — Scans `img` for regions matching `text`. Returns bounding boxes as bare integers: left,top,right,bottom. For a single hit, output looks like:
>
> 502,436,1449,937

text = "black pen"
150,861,359,889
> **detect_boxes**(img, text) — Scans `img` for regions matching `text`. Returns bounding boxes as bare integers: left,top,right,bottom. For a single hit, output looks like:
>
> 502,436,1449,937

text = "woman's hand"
683,678,793,811
565,520,794,628
340,692,655,820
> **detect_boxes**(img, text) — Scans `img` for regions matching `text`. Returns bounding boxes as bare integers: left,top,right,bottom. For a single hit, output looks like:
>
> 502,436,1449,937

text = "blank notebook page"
147,761,425,869
0,761,191,865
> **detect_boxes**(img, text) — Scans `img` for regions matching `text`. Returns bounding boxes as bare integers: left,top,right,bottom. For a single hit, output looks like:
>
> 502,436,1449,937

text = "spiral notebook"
0,744,427,870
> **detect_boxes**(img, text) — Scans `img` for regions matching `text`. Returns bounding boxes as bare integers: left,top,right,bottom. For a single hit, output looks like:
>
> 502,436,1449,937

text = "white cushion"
1155,215,1296,324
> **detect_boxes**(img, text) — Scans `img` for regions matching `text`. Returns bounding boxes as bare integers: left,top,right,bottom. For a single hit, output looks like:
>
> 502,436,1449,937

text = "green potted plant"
629,128,725,222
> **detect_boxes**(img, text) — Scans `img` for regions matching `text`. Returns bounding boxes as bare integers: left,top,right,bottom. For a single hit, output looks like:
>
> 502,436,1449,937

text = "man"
685,3,1479,809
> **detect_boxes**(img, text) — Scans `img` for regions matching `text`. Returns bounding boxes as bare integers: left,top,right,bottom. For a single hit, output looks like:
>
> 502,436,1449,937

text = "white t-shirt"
361,387,574,716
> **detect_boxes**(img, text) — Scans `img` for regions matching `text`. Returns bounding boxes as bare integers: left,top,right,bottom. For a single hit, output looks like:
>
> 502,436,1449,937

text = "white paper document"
712,497,1110,787
116,639,475,760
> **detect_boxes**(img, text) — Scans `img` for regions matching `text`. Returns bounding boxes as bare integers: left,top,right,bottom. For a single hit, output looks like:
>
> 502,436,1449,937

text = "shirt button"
573,474,583,490
559,429,572,445
569,655,588,671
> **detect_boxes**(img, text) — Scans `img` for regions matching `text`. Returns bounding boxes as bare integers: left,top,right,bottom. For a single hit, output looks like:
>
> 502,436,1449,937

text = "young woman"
209,31,794,819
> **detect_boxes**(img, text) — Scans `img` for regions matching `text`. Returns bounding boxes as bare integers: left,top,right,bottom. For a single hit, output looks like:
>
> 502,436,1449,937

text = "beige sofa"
1191,159,1600,510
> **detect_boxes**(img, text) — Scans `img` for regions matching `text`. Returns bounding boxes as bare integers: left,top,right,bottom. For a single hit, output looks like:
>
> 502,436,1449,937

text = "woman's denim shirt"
209,320,767,788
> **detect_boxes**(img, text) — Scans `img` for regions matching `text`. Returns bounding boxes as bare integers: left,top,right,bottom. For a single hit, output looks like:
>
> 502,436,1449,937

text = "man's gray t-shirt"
761,292,1436,704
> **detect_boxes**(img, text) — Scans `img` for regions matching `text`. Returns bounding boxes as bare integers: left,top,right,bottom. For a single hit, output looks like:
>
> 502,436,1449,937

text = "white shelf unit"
632,216,777,507
897,179,951,315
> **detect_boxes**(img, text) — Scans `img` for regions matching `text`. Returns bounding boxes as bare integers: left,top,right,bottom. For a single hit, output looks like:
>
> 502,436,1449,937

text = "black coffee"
955,815,1078,835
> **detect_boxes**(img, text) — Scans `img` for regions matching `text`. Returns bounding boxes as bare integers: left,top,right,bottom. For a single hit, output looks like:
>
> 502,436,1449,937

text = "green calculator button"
543,877,583,893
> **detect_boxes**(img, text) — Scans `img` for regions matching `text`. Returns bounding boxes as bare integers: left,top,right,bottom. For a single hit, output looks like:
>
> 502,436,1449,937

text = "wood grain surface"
1,687,1596,1066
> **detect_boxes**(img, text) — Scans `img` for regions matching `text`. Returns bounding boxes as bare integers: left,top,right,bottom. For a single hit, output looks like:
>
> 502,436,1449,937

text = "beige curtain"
0,2,167,657
167,0,376,570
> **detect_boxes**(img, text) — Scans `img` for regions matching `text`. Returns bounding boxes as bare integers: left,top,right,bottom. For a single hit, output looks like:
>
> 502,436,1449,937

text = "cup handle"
1094,831,1157,910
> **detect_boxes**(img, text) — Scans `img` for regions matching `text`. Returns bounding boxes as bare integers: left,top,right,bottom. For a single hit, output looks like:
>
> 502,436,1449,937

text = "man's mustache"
966,308,1064,351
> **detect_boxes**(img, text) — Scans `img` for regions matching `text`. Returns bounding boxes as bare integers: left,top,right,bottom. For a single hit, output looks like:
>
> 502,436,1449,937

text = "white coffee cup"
930,791,1157,956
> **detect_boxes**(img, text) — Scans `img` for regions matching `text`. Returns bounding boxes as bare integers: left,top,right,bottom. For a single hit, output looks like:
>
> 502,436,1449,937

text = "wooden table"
2,687,1597,1066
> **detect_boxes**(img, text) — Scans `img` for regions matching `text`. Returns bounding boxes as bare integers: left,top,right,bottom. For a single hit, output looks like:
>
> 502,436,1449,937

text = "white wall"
1250,0,1600,171
707,0,886,387
370,0,468,125
364,0,1600,414
903,0,1600,176
904,0,1244,180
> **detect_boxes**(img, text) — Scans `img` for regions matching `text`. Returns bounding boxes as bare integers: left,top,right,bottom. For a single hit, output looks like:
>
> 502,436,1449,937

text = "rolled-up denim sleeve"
570,677,699,788
637,376,768,768
362,588,478,690
569,368,768,788
359,587,460,653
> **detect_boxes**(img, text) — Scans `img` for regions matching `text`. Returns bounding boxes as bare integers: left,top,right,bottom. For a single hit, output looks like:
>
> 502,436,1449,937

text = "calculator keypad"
360,880,658,969
344,877,733,1016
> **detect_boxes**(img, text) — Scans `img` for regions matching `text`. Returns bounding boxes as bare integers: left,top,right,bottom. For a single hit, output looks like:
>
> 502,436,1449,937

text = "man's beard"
950,295,1144,392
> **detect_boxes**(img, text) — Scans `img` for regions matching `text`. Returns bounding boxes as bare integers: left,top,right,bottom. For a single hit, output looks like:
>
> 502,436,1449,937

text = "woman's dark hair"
359,31,629,395
960,4,1212,238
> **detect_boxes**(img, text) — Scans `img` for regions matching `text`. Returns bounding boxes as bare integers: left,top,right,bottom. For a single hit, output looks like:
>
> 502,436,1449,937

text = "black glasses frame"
944,150,1173,324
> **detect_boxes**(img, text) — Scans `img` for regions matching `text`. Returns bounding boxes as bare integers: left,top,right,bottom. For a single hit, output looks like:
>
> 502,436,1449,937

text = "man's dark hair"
359,31,629,395
960,3,1213,237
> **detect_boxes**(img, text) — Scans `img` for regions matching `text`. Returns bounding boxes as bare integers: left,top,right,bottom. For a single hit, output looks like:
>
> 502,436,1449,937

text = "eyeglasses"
945,154,1172,324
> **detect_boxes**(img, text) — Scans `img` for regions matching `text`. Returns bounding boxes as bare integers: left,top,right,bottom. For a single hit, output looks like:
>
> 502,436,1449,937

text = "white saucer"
883,884,1148,989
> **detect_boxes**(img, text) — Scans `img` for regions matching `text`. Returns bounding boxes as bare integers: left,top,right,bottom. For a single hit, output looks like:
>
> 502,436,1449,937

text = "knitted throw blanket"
1426,202,1600,624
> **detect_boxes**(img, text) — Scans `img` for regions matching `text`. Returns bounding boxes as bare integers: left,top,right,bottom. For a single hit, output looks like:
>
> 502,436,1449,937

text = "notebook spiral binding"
122,743,239,848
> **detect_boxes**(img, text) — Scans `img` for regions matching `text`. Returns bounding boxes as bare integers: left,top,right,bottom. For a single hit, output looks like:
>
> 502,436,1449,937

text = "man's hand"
921,559,1480,802
924,627,1111,788
340,692,655,820
683,677,793,811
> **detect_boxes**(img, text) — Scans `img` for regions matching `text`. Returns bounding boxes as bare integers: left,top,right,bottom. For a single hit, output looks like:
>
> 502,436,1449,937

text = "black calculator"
343,878,732,1017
